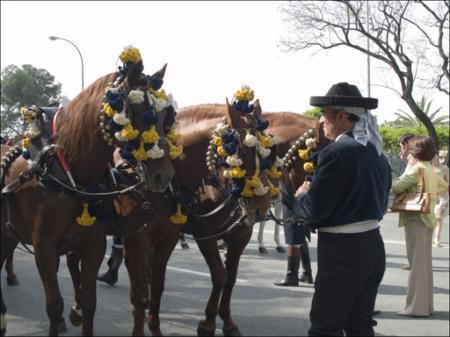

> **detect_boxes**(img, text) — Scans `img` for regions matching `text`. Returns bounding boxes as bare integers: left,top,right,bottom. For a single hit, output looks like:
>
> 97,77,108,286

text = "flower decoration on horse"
206,85,283,199
283,128,319,180
98,45,183,164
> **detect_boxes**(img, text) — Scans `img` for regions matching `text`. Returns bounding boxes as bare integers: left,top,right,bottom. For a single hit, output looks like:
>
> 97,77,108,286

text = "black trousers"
308,228,385,336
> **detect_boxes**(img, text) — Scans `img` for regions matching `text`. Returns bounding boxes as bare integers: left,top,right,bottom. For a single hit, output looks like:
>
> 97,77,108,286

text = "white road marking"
167,266,249,284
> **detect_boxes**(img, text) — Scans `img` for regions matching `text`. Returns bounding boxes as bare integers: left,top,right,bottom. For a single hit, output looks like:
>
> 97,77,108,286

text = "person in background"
292,82,391,336
392,136,448,317
431,154,449,247
398,132,416,270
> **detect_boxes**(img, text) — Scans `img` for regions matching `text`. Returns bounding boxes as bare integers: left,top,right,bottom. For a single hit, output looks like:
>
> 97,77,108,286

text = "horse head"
100,47,180,193
206,87,282,224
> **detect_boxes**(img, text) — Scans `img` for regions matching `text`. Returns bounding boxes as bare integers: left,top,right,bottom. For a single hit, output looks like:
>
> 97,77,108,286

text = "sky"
1,1,449,124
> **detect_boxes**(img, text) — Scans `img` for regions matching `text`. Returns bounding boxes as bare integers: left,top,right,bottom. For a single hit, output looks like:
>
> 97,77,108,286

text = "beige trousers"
403,220,434,316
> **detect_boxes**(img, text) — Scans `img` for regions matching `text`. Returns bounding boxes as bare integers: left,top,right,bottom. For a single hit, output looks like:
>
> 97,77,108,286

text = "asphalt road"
2,212,449,336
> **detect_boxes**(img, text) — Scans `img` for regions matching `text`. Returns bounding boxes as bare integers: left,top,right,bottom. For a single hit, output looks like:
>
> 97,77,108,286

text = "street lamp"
49,35,85,91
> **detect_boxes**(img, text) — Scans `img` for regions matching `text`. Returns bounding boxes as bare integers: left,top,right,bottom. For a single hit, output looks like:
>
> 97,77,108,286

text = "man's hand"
295,181,311,197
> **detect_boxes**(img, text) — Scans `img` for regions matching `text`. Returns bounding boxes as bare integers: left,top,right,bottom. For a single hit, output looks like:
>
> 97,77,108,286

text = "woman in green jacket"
392,135,448,317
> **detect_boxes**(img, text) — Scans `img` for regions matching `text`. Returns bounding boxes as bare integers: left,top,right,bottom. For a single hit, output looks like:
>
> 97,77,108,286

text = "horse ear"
126,60,144,87
226,97,242,129
152,63,167,80
253,99,262,118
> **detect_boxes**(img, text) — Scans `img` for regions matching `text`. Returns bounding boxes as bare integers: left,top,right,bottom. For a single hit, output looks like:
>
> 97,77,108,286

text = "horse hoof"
197,321,215,336
59,319,68,333
6,275,19,286
258,247,268,254
69,307,83,327
223,326,242,337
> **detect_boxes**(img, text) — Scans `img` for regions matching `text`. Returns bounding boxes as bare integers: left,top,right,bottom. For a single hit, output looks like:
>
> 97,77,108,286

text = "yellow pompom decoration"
132,140,148,161
212,135,223,147
21,137,30,149
167,129,181,144
20,107,34,123
241,185,254,197
152,89,168,100
121,123,140,140
229,167,246,179
77,201,96,226
268,180,280,197
119,46,142,64
169,203,187,225
257,132,273,148
298,149,310,161
303,162,314,173
102,103,117,118
234,85,254,101
217,146,228,158
141,125,160,144
268,165,282,179
169,143,183,159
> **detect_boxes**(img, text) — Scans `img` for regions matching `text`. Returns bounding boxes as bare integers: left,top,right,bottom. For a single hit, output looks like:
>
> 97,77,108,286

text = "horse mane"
263,112,319,146
175,105,320,150
176,104,227,147
57,73,117,163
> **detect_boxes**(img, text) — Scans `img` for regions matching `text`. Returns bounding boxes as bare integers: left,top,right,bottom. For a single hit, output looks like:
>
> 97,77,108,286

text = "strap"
417,168,425,193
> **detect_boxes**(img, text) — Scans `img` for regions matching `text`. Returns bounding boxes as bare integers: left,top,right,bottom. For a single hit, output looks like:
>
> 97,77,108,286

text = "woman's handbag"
390,168,431,213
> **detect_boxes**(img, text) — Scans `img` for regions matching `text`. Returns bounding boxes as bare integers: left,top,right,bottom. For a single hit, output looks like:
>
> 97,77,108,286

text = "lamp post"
49,36,85,91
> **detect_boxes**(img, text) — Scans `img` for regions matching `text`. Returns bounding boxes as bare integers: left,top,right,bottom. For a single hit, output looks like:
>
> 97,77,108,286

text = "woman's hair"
408,135,436,161
399,133,414,145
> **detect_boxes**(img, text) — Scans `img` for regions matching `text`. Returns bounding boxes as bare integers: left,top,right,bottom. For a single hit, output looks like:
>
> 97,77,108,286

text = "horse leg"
66,252,83,327
78,234,106,336
5,249,19,286
1,235,18,336
124,234,150,336
273,201,285,253
34,244,66,336
257,221,268,254
196,238,227,337
219,229,252,337
147,236,179,336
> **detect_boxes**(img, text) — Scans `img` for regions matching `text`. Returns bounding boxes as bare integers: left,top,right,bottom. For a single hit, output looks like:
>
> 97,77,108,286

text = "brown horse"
0,46,177,336
125,104,328,337
94,95,275,336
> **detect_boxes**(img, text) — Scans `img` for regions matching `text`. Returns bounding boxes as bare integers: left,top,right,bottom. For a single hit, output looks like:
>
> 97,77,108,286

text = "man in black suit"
293,82,391,336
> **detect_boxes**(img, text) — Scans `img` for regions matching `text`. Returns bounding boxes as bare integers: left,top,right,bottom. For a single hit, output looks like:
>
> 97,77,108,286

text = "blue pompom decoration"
118,63,130,76
142,108,158,126
107,118,124,133
22,150,30,160
119,147,134,162
217,158,230,168
106,91,124,112
144,143,154,151
221,131,235,144
223,142,237,155
260,158,272,170
148,75,163,91
230,180,244,196
232,101,254,114
256,118,269,131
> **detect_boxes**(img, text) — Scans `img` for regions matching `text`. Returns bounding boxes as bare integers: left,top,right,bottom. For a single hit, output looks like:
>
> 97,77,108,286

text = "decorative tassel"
303,162,314,173
169,203,187,225
77,201,96,226
141,125,160,144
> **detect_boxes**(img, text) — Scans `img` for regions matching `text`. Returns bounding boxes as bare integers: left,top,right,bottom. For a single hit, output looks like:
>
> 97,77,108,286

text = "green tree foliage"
303,107,321,118
391,95,449,128
1,64,61,137
380,124,449,154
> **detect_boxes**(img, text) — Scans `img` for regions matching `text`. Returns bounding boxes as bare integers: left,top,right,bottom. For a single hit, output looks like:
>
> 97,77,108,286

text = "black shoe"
274,275,299,287
181,242,190,249
259,247,268,254
373,310,381,316
276,246,286,253
97,270,118,285
299,270,313,284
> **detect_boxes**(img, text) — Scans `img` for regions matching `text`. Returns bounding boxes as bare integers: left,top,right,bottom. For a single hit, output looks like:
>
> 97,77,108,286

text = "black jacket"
293,133,391,230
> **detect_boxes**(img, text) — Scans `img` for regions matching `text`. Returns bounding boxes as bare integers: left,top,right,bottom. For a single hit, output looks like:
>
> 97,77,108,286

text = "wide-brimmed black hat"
310,82,378,109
